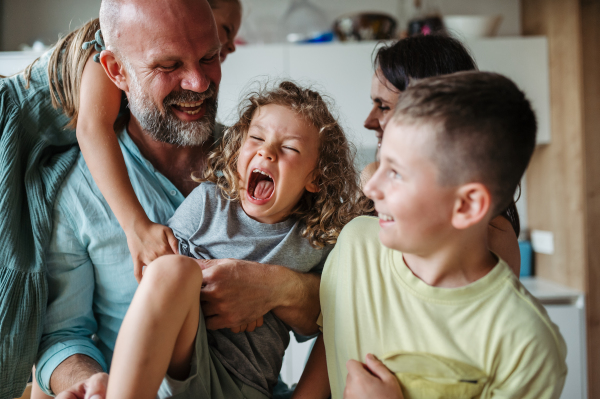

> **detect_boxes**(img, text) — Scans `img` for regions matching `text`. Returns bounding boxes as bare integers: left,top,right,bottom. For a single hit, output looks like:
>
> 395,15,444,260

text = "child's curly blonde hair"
200,81,372,248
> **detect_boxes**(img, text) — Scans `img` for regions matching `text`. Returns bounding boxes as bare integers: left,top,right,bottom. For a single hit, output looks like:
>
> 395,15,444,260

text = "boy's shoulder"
338,215,381,242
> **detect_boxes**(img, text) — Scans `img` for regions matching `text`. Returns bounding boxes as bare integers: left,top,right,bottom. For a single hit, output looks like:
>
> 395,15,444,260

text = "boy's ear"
99,50,130,93
451,183,492,230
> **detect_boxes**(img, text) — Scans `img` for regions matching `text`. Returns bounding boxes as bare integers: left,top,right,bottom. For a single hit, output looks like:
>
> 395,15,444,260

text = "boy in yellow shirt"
293,72,567,399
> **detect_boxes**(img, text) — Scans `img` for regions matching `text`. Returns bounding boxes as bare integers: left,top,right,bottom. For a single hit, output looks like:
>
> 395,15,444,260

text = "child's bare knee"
143,255,202,289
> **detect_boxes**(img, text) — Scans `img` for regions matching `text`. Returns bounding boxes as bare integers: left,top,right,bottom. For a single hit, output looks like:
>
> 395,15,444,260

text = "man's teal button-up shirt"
35,129,185,395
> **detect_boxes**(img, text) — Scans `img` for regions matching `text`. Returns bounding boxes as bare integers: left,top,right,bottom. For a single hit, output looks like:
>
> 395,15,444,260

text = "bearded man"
34,1,321,397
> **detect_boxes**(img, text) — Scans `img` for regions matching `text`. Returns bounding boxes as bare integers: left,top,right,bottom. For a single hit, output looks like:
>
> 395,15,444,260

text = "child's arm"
344,354,404,399
291,334,331,399
78,55,178,282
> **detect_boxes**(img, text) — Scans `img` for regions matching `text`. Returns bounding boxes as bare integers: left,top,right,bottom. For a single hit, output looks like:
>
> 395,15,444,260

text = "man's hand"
344,354,404,399
55,372,108,399
199,258,277,329
198,258,320,334
229,316,264,333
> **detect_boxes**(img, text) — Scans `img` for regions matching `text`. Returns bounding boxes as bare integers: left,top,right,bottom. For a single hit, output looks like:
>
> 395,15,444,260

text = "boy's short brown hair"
392,71,537,216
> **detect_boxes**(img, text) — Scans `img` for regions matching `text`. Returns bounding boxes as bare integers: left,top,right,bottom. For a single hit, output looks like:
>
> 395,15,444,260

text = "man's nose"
180,64,211,93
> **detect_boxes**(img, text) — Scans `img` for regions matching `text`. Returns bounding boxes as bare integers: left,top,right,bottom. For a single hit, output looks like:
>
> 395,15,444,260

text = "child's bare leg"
30,367,52,399
106,255,203,399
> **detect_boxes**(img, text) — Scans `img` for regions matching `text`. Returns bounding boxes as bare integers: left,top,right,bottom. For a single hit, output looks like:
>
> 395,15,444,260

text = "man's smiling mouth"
248,169,275,201
172,101,204,115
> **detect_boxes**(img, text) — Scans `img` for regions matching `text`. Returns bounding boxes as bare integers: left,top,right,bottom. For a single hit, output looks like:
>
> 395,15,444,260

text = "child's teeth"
379,214,394,221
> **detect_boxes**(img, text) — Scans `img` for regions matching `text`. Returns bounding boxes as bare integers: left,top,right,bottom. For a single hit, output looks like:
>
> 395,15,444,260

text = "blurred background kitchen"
1,1,598,398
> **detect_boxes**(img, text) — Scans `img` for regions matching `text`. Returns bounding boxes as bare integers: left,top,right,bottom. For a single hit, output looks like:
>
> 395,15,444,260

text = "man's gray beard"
127,72,218,147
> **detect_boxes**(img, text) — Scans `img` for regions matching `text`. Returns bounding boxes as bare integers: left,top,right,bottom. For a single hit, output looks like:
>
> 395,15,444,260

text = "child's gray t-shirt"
167,182,331,396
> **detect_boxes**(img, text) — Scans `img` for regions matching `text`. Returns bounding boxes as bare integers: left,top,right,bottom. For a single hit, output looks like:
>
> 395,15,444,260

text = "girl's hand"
344,354,404,399
229,316,264,333
126,221,179,282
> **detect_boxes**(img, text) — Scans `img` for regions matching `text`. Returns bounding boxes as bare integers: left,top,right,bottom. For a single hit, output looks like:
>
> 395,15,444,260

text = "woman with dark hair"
362,34,521,274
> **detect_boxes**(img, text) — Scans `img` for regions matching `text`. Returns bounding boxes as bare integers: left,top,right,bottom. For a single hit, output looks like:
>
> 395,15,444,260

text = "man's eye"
202,53,219,63
159,64,178,71
379,106,391,112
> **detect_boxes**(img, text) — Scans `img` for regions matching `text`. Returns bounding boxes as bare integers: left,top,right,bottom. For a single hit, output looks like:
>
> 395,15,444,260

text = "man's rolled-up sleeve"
35,201,107,395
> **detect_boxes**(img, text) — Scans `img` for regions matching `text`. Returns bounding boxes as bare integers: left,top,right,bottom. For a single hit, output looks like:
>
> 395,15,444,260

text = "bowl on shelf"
333,13,397,41
443,15,503,38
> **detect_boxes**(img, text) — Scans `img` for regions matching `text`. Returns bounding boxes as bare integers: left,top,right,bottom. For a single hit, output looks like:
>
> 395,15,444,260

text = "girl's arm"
292,334,331,399
78,55,178,282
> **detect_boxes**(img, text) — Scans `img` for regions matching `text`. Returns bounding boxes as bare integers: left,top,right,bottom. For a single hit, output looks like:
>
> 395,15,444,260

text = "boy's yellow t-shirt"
319,216,567,399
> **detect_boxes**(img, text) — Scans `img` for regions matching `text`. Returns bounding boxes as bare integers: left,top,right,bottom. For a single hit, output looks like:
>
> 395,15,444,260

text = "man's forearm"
270,267,321,335
50,354,104,394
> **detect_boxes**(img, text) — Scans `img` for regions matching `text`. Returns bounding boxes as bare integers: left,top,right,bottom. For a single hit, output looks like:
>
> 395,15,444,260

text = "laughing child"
293,72,567,399
102,81,369,399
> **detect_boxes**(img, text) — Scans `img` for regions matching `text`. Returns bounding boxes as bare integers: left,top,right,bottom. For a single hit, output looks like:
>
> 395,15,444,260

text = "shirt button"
170,190,177,196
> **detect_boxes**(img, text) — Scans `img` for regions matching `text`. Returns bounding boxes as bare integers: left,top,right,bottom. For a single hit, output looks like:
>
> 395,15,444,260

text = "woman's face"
212,1,242,63
364,69,401,147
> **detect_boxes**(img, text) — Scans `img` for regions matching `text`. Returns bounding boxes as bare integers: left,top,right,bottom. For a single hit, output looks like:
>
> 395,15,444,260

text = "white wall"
1,0,520,50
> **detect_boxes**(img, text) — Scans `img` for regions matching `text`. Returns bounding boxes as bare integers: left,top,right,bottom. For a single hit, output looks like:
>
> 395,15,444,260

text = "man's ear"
451,183,492,230
99,50,129,92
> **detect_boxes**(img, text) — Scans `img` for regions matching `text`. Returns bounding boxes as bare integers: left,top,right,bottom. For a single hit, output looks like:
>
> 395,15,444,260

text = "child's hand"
344,354,404,399
229,316,264,333
126,221,179,283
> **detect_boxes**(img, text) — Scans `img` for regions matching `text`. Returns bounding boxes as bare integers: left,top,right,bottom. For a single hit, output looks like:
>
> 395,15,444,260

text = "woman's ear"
451,183,492,230
99,50,129,92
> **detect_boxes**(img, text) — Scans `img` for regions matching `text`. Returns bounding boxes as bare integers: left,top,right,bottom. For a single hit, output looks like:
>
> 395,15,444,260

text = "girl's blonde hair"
23,18,101,129
200,81,372,248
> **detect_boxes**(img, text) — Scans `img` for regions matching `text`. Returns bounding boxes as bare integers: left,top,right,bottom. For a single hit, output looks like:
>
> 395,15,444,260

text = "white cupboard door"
288,42,381,170
217,44,288,125
466,37,551,144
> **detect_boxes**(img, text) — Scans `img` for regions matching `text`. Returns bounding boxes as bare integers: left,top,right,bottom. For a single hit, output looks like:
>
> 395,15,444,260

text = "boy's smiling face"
237,104,320,224
364,121,458,254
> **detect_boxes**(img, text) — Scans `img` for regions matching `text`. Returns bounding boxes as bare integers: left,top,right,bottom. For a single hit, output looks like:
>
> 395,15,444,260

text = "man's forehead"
116,0,218,60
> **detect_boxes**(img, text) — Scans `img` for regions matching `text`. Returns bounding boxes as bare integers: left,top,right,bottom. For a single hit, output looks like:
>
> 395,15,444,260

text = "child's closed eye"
283,146,299,153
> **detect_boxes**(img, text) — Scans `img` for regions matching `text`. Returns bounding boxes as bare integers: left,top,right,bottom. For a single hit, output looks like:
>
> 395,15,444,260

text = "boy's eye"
388,170,402,180
284,146,300,153
250,135,264,142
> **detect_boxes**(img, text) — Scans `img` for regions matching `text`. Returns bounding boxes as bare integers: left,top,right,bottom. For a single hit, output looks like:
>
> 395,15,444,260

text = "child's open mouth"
248,169,275,203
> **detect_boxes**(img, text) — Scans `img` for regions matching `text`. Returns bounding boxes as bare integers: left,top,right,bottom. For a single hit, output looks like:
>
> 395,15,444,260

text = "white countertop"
520,277,583,305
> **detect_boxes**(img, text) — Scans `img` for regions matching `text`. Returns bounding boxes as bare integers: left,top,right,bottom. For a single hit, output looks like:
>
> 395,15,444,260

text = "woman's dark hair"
374,34,477,93
374,34,521,237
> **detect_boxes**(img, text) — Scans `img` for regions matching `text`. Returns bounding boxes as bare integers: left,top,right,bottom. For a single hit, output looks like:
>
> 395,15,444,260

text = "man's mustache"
163,83,217,106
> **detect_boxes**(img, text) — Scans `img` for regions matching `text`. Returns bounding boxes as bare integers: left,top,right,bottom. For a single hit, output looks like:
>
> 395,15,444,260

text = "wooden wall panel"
522,0,586,288
581,0,600,397
523,0,600,397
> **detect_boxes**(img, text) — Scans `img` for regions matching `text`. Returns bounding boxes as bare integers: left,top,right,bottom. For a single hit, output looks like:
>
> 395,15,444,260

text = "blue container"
519,240,533,277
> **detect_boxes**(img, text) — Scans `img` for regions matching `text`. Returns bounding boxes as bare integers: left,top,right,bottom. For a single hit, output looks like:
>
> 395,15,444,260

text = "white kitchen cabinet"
220,37,551,172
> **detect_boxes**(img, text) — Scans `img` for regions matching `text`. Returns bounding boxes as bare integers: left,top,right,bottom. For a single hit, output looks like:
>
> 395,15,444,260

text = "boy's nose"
363,172,384,200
